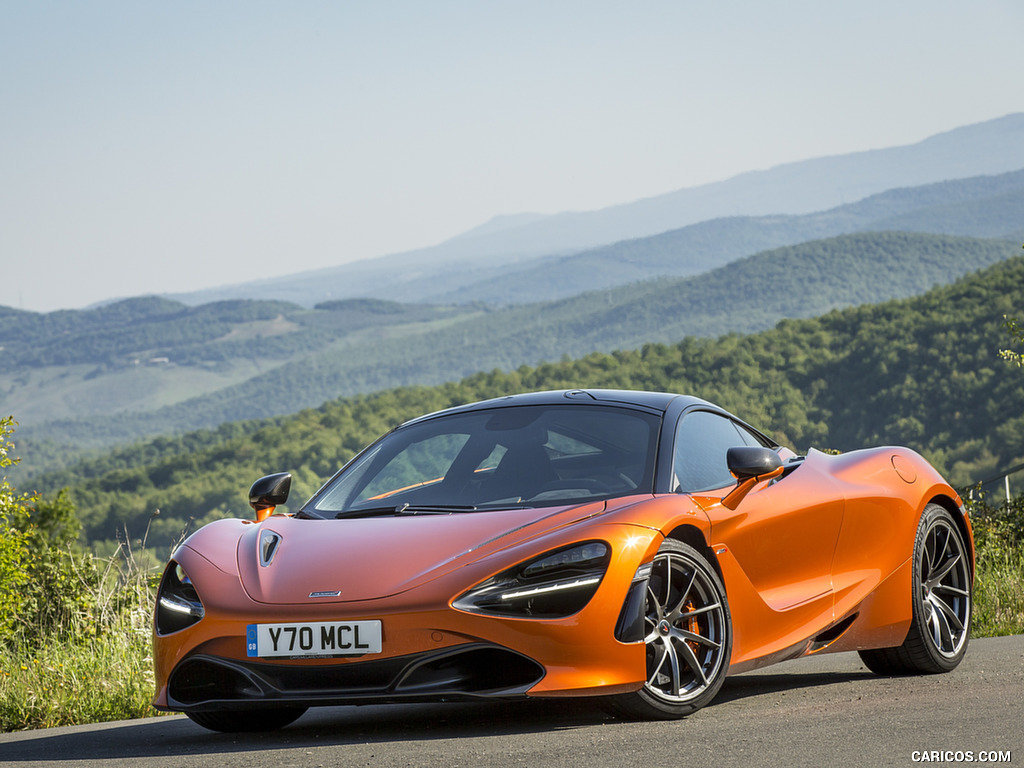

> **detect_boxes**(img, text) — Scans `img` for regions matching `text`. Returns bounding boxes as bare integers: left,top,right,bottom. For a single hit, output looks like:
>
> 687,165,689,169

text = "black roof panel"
400,389,711,428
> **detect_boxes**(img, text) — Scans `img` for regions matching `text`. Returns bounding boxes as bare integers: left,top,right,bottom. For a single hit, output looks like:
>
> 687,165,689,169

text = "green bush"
1,418,103,640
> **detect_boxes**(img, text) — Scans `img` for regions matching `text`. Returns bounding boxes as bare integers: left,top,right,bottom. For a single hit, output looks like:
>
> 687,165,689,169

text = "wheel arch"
663,523,724,584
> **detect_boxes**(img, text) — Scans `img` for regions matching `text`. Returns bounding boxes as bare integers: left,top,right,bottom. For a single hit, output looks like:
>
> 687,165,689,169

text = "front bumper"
153,522,663,712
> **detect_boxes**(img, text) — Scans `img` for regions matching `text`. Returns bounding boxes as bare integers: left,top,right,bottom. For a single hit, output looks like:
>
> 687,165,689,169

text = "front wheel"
609,539,732,719
859,503,972,675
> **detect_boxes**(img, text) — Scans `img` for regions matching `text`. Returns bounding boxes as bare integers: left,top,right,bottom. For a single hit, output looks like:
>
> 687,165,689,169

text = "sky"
2,1,1023,313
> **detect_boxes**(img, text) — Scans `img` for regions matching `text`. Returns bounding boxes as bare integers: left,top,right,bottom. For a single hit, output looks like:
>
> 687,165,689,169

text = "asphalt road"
2,635,1021,768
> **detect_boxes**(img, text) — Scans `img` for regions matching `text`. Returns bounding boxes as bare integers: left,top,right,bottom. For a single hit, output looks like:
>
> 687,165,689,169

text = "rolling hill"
10,231,1017,483
0,298,482,426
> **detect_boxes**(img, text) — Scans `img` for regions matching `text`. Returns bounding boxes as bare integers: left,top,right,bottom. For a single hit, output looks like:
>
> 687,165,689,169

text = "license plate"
246,620,382,658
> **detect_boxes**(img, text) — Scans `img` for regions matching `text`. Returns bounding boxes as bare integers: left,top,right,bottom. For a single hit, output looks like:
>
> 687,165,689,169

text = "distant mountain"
169,113,1024,308
448,212,551,240
17,231,1016,479
427,170,1024,305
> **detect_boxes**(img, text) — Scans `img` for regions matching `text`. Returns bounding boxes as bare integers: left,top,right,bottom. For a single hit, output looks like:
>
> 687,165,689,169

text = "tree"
0,416,99,639
999,314,1023,368
0,417,35,636
997,246,1024,369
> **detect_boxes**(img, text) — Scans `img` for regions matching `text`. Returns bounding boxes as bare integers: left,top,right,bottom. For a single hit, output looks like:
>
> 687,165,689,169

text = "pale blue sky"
3,1,1023,312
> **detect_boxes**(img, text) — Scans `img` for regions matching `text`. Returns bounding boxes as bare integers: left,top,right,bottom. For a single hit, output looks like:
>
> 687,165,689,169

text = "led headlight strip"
454,541,610,619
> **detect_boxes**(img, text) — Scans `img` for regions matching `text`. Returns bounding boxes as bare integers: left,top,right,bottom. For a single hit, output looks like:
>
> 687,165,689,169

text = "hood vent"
259,529,281,567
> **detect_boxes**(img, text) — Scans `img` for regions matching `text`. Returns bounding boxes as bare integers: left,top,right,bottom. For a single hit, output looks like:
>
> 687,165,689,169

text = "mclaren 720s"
152,389,973,732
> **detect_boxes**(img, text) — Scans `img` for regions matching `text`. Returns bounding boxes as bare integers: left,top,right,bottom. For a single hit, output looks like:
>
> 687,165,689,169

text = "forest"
27,253,1024,555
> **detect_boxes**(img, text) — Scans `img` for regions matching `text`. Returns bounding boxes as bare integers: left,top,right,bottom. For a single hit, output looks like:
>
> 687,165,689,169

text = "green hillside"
0,296,482,427
0,296,480,372
33,254,1024,554
0,297,299,369
18,230,1014,474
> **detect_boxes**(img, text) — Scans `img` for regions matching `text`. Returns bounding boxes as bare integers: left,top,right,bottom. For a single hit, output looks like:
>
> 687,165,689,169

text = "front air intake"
168,645,544,709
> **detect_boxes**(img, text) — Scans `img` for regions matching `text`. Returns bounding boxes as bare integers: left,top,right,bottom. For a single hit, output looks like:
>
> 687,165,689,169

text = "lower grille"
168,644,544,710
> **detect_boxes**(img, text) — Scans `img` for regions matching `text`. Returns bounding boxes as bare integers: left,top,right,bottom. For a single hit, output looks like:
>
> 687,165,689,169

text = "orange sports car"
152,389,974,732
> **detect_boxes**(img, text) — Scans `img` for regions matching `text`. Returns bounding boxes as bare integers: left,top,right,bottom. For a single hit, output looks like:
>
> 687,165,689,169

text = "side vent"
809,613,858,652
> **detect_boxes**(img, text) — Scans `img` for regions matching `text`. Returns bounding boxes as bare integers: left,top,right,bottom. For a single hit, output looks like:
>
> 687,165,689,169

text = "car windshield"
306,404,661,517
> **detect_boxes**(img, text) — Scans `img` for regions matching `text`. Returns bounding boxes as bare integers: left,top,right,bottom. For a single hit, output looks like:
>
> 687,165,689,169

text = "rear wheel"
185,706,308,733
859,503,971,675
610,539,732,719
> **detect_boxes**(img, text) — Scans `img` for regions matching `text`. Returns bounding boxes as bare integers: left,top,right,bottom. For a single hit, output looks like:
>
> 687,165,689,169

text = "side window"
736,422,769,448
673,411,751,493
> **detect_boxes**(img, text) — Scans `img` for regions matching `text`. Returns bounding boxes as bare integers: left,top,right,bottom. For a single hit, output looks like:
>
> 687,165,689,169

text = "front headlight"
154,561,205,634
453,541,610,618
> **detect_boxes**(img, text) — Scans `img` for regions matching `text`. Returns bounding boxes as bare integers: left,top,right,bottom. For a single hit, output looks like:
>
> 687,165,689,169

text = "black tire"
859,503,971,675
185,706,308,733
609,539,732,719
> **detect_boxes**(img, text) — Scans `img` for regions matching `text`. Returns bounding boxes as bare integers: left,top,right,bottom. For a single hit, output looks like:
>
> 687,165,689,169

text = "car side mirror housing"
727,447,783,480
249,472,292,522
721,448,784,510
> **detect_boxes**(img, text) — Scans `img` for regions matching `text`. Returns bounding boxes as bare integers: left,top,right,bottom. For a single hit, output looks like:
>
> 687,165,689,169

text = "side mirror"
721,448,784,510
249,473,292,522
727,446,783,480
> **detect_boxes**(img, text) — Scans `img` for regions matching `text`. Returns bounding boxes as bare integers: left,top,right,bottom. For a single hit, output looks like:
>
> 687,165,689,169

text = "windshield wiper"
397,503,479,515
335,503,479,519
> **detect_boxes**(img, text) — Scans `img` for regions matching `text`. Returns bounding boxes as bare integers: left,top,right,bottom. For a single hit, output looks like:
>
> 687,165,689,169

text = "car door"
672,410,844,624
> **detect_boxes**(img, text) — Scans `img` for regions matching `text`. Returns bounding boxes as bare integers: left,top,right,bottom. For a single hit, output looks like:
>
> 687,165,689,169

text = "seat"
484,442,557,502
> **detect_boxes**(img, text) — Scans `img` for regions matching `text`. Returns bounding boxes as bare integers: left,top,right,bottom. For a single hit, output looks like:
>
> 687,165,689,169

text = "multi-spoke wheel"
860,503,972,675
610,539,732,719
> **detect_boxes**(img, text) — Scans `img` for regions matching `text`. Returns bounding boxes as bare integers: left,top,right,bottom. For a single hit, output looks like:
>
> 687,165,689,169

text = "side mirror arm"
720,464,784,510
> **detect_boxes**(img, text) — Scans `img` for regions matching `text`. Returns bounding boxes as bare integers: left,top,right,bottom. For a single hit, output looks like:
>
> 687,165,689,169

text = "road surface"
2,635,1021,767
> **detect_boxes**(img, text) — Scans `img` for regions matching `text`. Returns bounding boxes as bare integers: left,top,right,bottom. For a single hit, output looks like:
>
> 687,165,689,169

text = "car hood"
233,502,617,605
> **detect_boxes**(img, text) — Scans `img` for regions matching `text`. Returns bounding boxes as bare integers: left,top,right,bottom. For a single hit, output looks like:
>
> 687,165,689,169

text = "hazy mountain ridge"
10,169,1017,374
427,169,1024,304
166,113,1024,308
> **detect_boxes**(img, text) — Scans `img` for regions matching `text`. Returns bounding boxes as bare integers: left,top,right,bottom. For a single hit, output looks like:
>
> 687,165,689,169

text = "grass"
0,614,155,731
0,539,165,732
1,496,1021,733
968,495,1024,637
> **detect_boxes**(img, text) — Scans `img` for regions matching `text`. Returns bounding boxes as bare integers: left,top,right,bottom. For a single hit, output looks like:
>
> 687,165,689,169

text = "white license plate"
246,620,382,658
